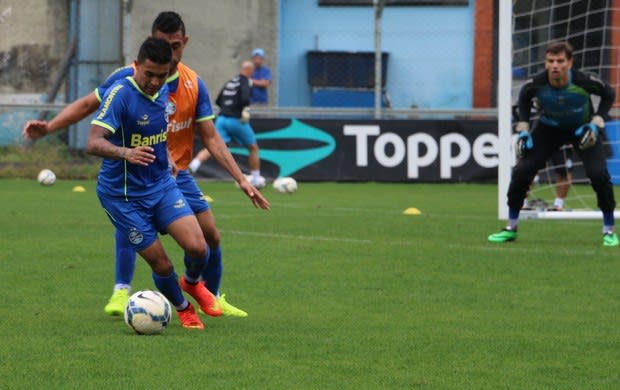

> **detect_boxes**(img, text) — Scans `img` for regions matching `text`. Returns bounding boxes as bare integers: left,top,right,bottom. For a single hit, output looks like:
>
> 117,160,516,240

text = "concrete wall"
0,0,68,95
126,0,278,105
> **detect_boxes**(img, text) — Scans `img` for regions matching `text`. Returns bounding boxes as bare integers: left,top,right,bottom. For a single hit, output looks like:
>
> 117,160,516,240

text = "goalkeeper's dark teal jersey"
517,69,615,130
91,76,174,199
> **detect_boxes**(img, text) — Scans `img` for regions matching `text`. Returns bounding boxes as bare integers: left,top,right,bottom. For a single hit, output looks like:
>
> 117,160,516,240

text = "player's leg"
98,193,203,329
196,209,248,317
489,127,557,242
577,140,618,246
156,184,223,316
166,214,223,316
238,121,264,188
103,229,138,315
548,146,573,211
138,238,204,330
188,148,212,173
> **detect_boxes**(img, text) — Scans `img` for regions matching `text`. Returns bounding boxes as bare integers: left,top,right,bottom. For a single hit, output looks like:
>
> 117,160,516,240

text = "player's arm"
23,66,134,140
586,73,616,118
516,80,537,128
240,78,252,108
87,124,155,166
23,92,100,140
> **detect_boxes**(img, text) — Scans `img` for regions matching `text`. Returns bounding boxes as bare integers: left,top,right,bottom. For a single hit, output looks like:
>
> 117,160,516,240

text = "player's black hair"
546,41,573,60
137,37,172,65
152,11,186,36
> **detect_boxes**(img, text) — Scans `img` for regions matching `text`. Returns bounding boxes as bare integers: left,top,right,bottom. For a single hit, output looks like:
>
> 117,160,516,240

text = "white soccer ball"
37,169,56,186
124,290,171,335
273,177,298,193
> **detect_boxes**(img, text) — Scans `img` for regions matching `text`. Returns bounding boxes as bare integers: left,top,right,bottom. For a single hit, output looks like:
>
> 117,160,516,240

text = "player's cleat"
250,176,266,189
180,276,223,317
104,288,130,316
603,232,619,247
176,303,204,330
488,228,517,243
219,294,248,317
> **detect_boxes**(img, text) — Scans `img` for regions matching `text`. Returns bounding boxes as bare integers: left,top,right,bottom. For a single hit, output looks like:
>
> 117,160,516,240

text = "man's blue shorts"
215,115,257,146
98,182,194,252
175,169,210,214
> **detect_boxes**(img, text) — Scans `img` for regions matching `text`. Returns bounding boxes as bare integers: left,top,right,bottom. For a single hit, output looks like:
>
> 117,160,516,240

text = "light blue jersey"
91,76,174,199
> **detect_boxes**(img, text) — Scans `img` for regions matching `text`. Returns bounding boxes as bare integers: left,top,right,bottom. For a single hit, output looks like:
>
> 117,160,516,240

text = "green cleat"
488,228,517,243
219,294,248,317
104,288,130,316
603,232,619,247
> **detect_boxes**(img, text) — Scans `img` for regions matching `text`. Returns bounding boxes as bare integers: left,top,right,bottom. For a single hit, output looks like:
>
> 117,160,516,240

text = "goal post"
497,0,620,220
497,0,512,220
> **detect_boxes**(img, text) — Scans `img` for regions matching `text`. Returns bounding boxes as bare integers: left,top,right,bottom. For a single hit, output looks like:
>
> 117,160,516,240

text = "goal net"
498,0,620,220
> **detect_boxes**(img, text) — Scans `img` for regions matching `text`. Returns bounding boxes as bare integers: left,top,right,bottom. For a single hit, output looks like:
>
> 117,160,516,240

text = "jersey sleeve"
240,77,252,107
517,80,536,124
584,73,616,118
94,66,135,102
195,77,215,122
91,82,126,134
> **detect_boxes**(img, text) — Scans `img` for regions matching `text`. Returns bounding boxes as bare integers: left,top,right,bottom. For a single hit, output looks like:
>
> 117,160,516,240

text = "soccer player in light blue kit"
87,37,210,330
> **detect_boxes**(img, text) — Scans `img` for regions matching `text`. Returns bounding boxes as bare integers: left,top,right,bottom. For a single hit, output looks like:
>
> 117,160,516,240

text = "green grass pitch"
1,179,619,389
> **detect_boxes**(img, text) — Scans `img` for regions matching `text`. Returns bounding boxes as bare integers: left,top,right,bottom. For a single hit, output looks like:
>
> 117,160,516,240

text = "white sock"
507,219,518,230
251,170,260,179
603,225,614,234
188,158,201,173
114,284,131,292
553,198,564,208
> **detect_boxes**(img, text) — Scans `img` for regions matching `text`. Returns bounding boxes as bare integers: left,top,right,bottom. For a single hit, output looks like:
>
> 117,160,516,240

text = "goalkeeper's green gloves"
575,115,604,150
515,122,532,158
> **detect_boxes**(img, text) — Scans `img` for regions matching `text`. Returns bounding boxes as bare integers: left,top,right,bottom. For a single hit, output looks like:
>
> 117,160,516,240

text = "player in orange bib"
23,11,268,318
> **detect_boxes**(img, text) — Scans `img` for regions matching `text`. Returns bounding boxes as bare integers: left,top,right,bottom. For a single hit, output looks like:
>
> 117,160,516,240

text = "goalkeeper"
489,41,618,246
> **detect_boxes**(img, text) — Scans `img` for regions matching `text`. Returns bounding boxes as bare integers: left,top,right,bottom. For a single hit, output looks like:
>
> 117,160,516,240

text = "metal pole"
497,0,512,220
374,0,386,119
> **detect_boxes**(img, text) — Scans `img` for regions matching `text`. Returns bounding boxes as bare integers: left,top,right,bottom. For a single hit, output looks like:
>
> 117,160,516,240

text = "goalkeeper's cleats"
180,276,223,317
176,303,205,330
219,294,248,317
603,232,619,247
104,288,129,316
488,228,517,243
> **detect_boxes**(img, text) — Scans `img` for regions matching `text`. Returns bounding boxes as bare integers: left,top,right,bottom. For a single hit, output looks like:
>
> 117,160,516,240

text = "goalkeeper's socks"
202,246,223,296
603,211,615,227
152,270,186,307
508,208,520,221
114,228,137,285
183,246,209,283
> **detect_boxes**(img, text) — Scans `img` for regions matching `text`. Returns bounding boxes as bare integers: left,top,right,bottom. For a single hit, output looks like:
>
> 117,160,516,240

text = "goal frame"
497,1,620,221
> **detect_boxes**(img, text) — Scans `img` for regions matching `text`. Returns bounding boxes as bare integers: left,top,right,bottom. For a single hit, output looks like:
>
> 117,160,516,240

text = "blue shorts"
174,169,210,214
98,182,194,252
215,115,257,146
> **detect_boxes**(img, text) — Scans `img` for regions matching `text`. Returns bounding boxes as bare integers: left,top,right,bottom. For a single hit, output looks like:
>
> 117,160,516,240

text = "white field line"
220,229,617,258
219,229,373,244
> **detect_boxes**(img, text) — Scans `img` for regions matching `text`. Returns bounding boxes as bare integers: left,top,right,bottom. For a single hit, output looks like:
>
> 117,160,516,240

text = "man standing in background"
250,48,272,105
